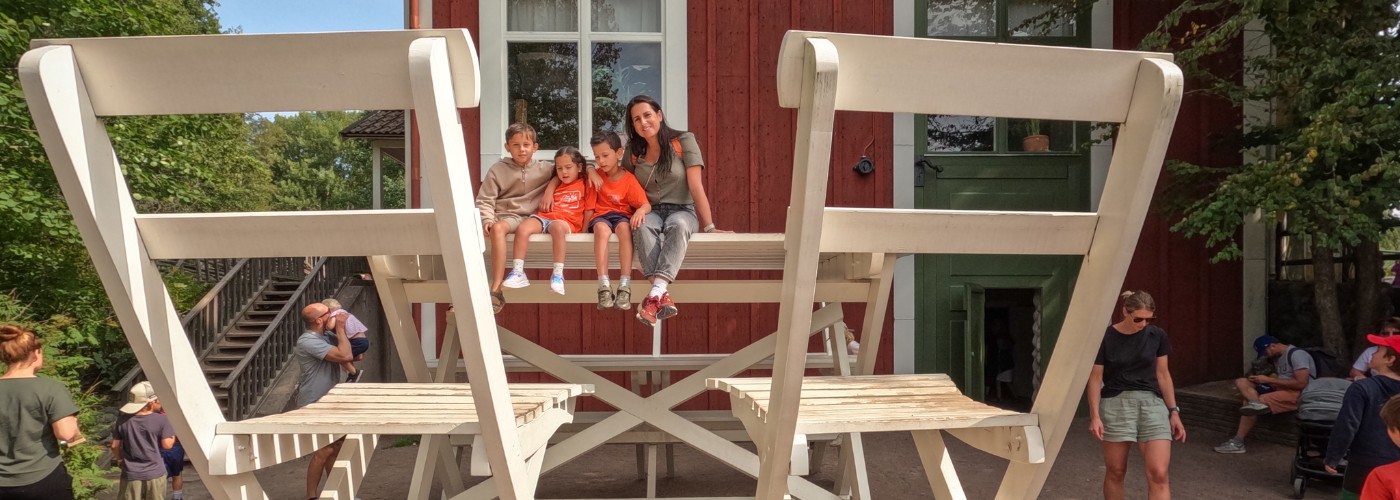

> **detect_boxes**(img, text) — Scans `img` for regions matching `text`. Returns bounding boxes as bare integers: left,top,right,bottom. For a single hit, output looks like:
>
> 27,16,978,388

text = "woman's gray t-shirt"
0,377,78,487
623,131,704,206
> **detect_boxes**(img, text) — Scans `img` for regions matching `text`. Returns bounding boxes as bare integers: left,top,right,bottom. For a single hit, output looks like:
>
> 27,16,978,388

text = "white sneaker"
502,270,530,288
1213,438,1246,454
549,274,566,295
1239,401,1271,416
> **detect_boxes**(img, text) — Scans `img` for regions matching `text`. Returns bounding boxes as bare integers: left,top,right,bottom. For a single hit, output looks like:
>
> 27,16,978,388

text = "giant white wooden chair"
19,30,592,500
707,31,1183,499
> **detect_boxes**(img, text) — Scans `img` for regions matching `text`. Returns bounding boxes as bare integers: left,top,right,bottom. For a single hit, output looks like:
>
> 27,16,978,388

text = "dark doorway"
984,288,1038,412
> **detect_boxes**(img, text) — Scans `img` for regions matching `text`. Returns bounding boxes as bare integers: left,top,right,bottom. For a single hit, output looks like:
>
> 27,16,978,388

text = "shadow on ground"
102,416,1341,499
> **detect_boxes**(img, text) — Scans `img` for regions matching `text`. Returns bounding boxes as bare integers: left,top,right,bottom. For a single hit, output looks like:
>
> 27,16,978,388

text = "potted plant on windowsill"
1022,119,1050,152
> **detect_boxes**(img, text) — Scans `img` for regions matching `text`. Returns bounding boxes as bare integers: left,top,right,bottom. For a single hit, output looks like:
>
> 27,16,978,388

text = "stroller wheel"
1292,476,1306,499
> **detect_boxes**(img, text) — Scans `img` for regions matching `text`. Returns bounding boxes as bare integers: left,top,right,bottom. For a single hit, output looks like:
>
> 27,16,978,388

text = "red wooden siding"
425,1,895,411
1114,1,1245,386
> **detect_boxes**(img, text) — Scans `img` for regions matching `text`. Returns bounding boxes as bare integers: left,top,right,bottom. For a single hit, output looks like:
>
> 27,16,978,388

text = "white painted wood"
944,426,1045,464
404,279,871,304
31,30,479,115
911,431,967,500
758,37,841,500
775,31,1171,123
819,209,1097,255
996,58,1182,500
407,36,529,500
19,44,265,499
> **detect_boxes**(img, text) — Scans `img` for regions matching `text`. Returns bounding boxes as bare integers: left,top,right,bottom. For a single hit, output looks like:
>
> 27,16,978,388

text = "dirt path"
105,417,1339,499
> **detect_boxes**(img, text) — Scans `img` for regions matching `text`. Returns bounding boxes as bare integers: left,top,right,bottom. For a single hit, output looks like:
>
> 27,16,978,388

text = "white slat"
776,31,1173,122
31,30,479,116
820,208,1097,255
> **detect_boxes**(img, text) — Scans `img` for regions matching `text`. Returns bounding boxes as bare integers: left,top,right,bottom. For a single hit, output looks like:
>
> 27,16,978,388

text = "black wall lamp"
852,138,875,175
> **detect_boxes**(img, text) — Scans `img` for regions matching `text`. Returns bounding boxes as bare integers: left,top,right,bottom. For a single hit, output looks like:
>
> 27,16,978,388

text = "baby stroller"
1291,377,1350,498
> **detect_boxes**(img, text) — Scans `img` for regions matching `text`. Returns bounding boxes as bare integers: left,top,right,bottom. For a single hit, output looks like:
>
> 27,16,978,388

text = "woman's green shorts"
1101,390,1171,442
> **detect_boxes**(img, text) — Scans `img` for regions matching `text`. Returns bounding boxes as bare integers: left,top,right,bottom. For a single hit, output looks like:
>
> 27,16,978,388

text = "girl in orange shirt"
503,147,594,296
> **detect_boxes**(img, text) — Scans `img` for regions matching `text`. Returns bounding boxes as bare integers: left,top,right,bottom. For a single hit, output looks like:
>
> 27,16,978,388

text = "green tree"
251,111,403,210
1143,0,1400,356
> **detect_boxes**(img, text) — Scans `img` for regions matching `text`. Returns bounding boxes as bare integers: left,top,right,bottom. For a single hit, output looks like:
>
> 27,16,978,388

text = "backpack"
1287,346,1347,379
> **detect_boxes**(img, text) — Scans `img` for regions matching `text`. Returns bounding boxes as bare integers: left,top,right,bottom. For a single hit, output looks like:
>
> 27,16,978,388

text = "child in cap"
111,381,176,500
322,298,369,382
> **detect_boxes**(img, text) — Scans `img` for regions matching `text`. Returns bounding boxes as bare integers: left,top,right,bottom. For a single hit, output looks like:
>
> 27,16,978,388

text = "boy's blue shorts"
589,212,630,231
162,440,185,477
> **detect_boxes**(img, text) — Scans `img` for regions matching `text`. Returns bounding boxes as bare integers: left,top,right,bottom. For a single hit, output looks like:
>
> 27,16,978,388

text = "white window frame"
479,0,688,173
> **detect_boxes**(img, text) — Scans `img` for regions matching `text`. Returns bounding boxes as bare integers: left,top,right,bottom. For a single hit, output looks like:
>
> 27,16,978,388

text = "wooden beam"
819,208,1097,255
402,279,870,304
32,30,479,116
776,31,1172,123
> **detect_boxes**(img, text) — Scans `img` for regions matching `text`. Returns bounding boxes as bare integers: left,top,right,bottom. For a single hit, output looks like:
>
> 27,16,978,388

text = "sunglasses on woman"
1131,316,1155,324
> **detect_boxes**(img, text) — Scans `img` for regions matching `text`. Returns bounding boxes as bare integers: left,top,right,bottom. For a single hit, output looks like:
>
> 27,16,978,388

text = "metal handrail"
222,256,366,420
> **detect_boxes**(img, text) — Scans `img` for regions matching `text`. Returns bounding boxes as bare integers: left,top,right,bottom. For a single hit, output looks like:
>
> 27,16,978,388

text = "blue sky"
214,0,403,34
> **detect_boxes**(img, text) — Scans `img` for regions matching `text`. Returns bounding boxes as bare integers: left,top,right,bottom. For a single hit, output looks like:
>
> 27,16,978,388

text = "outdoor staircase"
119,257,367,420
199,278,302,414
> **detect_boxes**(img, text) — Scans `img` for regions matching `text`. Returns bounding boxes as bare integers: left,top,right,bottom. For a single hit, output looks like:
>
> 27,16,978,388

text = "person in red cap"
1325,333,1400,499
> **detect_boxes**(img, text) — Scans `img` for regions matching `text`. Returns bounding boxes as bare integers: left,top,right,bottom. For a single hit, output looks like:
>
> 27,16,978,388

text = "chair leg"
911,430,967,500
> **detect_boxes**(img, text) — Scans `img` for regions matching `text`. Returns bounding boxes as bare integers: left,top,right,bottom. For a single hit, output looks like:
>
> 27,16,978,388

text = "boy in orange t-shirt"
503,147,594,296
587,131,651,310
1363,395,1400,499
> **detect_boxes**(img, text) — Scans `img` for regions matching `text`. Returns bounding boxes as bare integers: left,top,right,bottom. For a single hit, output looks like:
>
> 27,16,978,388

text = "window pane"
1007,119,1075,152
509,43,579,150
592,42,662,134
928,115,994,152
592,0,661,32
1008,0,1076,37
927,0,994,37
508,0,578,32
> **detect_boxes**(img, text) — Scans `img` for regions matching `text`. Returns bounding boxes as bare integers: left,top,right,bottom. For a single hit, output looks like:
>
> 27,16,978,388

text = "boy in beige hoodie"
478,123,554,313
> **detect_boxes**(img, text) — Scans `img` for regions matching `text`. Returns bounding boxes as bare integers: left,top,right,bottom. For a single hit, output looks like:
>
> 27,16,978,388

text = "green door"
913,154,1087,399
962,283,986,399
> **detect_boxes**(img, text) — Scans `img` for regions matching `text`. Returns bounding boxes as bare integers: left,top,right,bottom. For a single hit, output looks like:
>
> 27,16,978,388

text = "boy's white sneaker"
550,274,566,295
503,270,530,288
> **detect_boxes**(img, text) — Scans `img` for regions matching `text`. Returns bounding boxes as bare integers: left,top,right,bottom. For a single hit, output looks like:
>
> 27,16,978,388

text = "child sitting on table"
587,131,650,310
502,146,594,296
322,298,369,382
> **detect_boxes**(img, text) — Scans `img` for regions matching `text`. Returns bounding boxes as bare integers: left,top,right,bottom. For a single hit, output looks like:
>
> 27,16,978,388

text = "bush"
0,294,114,498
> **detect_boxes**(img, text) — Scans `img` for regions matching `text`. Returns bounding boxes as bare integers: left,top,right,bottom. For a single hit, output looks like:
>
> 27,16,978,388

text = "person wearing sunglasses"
1350,318,1400,381
1214,334,1315,454
1087,290,1185,500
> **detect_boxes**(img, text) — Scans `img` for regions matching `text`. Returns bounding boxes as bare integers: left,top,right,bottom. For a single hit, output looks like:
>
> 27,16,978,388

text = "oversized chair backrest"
20,30,538,500
756,31,1183,499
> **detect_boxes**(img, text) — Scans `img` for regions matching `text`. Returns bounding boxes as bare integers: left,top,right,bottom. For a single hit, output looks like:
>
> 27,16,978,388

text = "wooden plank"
775,31,1172,122
31,30,479,115
404,279,871,305
819,208,1098,255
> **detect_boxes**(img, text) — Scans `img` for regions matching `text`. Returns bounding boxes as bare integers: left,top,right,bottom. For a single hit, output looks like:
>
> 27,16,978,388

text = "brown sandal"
491,290,506,314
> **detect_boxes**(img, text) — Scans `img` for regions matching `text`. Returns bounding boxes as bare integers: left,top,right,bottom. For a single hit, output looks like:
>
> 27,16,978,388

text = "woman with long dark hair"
620,95,726,326
1087,291,1186,500
0,324,82,500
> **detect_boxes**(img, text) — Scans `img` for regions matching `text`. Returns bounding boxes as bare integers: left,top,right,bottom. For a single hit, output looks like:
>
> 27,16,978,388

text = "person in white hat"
111,381,175,500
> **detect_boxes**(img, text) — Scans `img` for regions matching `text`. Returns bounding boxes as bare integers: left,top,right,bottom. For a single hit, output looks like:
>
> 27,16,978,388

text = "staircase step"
205,353,245,363
254,300,289,307
225,329,264,339
203,365,235,375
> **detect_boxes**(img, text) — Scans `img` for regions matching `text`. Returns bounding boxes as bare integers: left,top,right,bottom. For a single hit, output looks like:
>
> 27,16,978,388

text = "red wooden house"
390,0,1250,405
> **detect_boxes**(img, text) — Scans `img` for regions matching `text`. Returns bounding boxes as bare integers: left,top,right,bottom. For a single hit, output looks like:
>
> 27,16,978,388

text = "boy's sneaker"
346,369,364,383
636,295,661,327
550,274,566,295
1239,401,1271,416
597,285,615,309
502,270,530,288
1213,437,1246,454
656,292,678,320
613,285,632,310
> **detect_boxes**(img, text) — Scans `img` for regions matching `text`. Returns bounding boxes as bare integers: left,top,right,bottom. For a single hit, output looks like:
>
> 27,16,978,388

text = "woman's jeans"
633,204,696,282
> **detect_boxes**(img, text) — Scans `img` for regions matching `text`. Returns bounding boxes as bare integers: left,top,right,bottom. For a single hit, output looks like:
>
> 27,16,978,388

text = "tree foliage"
1,2,399,496
1143,0,1400,354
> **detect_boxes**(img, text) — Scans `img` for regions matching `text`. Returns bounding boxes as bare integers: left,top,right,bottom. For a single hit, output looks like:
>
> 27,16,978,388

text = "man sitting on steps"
1215,335,1314,454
